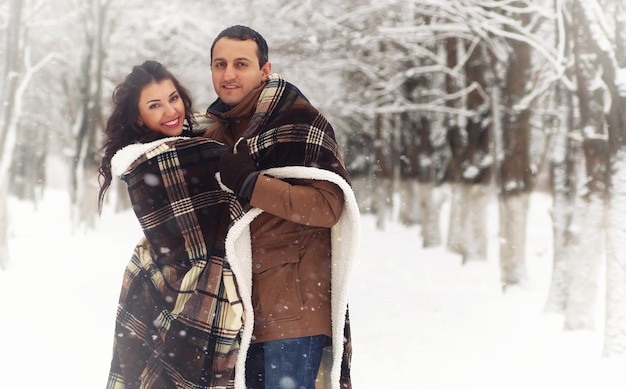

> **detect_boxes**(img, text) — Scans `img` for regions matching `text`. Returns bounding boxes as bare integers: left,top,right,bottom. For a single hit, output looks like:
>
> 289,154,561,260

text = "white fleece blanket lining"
111,137,189,176
227,166,360,389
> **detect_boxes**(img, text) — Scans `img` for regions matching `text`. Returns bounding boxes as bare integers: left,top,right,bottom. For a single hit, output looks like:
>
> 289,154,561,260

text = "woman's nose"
165,103,177,115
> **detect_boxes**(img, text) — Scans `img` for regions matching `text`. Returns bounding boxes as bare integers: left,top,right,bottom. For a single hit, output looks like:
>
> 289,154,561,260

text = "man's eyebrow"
212,56,252,63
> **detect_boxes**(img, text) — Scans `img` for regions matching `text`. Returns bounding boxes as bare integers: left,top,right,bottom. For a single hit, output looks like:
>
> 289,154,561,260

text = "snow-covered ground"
1,189,623,388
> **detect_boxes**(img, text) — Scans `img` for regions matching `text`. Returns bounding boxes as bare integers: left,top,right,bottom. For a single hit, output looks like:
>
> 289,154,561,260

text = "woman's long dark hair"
97,60,196,213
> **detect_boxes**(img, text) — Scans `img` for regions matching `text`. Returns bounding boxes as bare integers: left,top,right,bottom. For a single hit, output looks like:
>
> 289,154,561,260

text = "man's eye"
236,62,247,67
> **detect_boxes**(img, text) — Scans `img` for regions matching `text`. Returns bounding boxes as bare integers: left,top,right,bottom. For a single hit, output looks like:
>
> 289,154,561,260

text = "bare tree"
570,0,626,355
0,0,23,269
544,84,577,313
544,0,577,314
0,0,62,267
498,31,533,288
69,0,111,230
446,40,493,263
561,0,610,330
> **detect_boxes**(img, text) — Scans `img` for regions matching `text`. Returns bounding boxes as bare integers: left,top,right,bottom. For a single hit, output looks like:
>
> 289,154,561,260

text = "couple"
98,25,360,389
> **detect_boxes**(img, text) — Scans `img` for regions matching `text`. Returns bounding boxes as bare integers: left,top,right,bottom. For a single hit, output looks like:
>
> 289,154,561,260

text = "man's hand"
219,138,259,200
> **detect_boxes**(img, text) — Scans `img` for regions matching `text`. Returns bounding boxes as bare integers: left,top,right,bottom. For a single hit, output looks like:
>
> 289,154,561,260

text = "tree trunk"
0,0,22,152
446,182,464,256
0,0,23,269
604,154,626,355
602,0,626,357
498,35,533,289
462,184,490,263
545,85,576,313
373,113,394,230
442,36,465,256
416,116,441,247
398,111,420,226
11,132,47,203
572,0,626,355
498,192,530,289
564,192,606,330
461,41,492,262
447,40,493,260
374,177,393,231
443,122,465,256
350,176,374,215
71,0,109,230
398,179,420,226
0,177,8,270
543,0,575,310
447,182,490,262
417,182,441,248
562,1,610,330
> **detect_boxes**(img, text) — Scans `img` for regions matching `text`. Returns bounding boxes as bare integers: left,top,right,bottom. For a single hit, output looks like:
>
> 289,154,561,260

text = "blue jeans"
246,335,328,389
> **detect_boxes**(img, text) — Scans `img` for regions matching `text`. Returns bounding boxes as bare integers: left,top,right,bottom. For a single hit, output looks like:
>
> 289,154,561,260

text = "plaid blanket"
107,137,245,389
243,75,350,182
222,75,360,389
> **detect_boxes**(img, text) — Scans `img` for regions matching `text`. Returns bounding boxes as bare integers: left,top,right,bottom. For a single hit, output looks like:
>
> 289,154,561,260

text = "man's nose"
224,65,236,80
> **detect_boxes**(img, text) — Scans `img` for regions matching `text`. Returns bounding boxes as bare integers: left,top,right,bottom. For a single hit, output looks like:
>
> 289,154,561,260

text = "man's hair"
211,25,269,67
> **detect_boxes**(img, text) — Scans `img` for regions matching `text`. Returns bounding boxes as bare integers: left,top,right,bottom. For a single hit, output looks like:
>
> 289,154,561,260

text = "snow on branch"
0,50,67,184
574,0,626,97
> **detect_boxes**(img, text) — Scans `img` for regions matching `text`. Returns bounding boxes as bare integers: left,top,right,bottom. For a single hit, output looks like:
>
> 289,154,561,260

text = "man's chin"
218,94,243,106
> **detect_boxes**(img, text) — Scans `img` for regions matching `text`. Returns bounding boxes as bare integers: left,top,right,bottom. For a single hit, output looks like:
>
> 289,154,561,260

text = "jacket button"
255,263,261,269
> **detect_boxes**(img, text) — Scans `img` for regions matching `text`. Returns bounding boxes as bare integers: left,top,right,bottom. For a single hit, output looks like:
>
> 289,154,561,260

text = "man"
204,25,360,389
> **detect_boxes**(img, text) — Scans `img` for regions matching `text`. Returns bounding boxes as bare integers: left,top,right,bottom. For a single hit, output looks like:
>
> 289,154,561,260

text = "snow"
617,68,626,97
1,189,624,388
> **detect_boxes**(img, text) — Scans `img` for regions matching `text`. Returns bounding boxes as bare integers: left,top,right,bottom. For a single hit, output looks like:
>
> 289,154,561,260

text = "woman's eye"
170,95,180,103
149,103,159,109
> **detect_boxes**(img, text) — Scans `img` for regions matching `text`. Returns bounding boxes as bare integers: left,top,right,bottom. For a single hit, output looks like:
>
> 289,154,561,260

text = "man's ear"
261,62,272,80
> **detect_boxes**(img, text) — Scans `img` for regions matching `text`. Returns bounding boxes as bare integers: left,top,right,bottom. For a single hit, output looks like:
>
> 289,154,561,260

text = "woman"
98,61,245,389
98,60,197,212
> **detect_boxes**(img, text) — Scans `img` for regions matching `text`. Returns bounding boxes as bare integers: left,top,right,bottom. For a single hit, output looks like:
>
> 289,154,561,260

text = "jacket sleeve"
248,173,344,228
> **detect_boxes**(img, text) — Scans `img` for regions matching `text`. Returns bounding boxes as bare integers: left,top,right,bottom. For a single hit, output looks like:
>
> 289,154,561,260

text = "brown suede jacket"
204,86,345,343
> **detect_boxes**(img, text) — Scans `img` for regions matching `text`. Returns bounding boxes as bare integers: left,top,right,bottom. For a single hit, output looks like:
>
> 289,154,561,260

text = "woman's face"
137,79,185,136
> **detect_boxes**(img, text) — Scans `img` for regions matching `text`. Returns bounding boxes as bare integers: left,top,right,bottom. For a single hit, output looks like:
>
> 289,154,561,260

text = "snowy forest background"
1,0,626,362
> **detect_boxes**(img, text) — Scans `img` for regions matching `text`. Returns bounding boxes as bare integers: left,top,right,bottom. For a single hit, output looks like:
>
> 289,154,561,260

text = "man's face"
211,38,271,106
